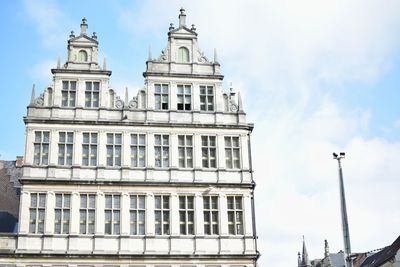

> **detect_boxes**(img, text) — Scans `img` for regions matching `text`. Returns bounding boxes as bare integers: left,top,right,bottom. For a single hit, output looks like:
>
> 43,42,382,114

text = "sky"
0,0,400,266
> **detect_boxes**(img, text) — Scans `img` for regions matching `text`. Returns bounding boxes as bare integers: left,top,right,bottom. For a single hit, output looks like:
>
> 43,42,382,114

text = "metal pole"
333,153,353,267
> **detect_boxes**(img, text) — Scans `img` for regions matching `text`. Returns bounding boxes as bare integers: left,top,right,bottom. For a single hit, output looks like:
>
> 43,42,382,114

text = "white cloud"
23,0,71,48
106,1,400,266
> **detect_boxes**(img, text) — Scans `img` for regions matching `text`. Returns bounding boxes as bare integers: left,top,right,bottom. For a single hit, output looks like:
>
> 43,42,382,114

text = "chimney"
15,156,24,167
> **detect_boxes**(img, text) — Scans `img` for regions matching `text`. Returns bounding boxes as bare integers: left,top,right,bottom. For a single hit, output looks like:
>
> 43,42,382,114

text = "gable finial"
92,32,97,40
69,31,75,39
179,8,186,27
30,84,36,104
57,56,61,68
214,48,218,63
80,17,88,35
125,87,129,104
102,57,107,70
191,24,196,31
169,23,175,31
148,46,152,61
238,91,243,112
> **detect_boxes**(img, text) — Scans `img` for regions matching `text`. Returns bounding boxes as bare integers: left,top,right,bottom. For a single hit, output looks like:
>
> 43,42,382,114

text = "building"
298,238,345,267
0,9,259,267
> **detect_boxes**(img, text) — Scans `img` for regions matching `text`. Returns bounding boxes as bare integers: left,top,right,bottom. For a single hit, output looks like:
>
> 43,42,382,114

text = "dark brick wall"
0,160,21,218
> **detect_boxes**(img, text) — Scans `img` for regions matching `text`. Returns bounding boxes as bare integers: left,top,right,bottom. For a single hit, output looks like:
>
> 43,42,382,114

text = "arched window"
177,47,190,63
78,50,88,62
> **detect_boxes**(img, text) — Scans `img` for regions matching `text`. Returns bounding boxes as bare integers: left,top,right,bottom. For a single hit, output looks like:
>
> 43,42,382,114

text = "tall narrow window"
178,135,193,168
154,195,170,235
177,85,191,110
131,134,146,167
200,85,214,111
225,136,241,169
34,131,49,165
154,84,169,110
154,134,169,167
58,132,73,165
29,193,46,233
105,194,121,235
82,133,97,166
179,196,194,235
177,47,190,63
227,196,243,235
201,136,216,168
130,195,145,235
54,194,71,234
61,81,76,107
79,194,95,234
78,50,88,62
106,133,122,167
85,81,100,107
203,196,219,235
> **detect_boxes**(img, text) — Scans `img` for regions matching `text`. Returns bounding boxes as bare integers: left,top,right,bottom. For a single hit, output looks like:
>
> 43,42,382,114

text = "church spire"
324,239,333,266
80,17,88,35
301,236,311,267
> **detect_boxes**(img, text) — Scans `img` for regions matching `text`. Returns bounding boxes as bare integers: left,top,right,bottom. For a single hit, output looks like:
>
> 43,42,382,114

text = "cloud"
23,0,71,48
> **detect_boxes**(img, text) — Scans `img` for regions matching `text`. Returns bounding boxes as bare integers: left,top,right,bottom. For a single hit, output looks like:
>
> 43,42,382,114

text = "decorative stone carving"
230,103,238,113
115,97,124,109
128,98,138,109
198,51,208,63
34,94,44,106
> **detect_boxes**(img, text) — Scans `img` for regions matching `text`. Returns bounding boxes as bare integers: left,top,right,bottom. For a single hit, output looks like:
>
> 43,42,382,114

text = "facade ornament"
169,23,175,31
80,17,88,35
69,31,75,38
230,103,238,112
159,49,168,61
128,97,138,109
191,24,196,31
198,51,208,63
115,96,124,109
92,32,97,40
34,94,45,106
148,46,152,61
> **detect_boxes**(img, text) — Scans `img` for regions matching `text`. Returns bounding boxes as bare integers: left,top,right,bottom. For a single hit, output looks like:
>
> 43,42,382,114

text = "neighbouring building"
0,9,259,267
298,238,345,267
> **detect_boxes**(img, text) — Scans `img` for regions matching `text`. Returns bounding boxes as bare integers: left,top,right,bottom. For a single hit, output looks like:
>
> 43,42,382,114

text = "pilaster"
145,193,155,235
44,191,55,234
95,191,105,235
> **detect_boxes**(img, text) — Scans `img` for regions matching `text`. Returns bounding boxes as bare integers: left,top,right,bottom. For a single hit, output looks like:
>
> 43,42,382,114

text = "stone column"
170,133,178,168
195,193,204,235
219,193,228,235
241,134,250,170
217,134,226,169
45,191,55,234
122,131,130,168
24,129,35,165
95,192,105,235
70,191,80,234
49,130,58,165
170,193,179,235
145,193,154,235
194,133,202,169
243,193,253,236
98,131,106,167
18,191,30,234
121,193,130,235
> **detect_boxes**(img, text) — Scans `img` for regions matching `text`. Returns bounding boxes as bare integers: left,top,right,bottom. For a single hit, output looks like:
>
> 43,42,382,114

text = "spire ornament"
80,17,88,35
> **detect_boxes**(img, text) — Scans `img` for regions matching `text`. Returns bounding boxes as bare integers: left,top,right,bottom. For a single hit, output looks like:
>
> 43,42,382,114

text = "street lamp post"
333,152,353,267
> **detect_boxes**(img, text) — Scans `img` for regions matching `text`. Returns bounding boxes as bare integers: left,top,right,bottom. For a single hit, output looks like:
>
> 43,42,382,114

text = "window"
154,134,169,167
200,85,214,111
54,194,70,234
154,84,169,110
82,133,97,166
177,85,191,110
105,194,121,235
130,195,145,235
227,196,243,235
178,47,190,63
201,136,216,168
34,131,49,165
154,195,170,235
78,50,88,62
178,135,193,168
179,196,194,235
61,81,76,107
29,193,46,233
58,132,73,165
225,136,240,169
106,133,122,167
85,81,100,107
80,194,95,234
131,134,146,167
203,196,219,235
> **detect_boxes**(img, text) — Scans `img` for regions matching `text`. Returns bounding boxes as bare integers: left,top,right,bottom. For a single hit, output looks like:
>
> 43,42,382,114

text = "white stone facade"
0,9,259,267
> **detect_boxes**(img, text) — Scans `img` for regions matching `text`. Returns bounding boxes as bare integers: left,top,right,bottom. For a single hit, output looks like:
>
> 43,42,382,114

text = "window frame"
201,135,217,168
106,133,122,167
29,193,46,234
54,193,71,234
179,195,195,235
154,84,169,110
104,194,121,235
154,134,170,168
79,193,96,234
58,132,74,166
131,134,146,167
225,136,241,169
85,81,100,108
177,84,192,111
227,196,244,235
177,46,190,63
178,135,193,168
33,131,50,165
200,85,214,111
129,194,146,235
154,195,170,235
61,81,77,107
203,195,219,235
82,132,98,166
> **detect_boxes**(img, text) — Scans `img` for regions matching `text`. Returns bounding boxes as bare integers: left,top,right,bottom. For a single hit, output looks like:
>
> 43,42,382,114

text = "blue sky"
1,1,400,266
